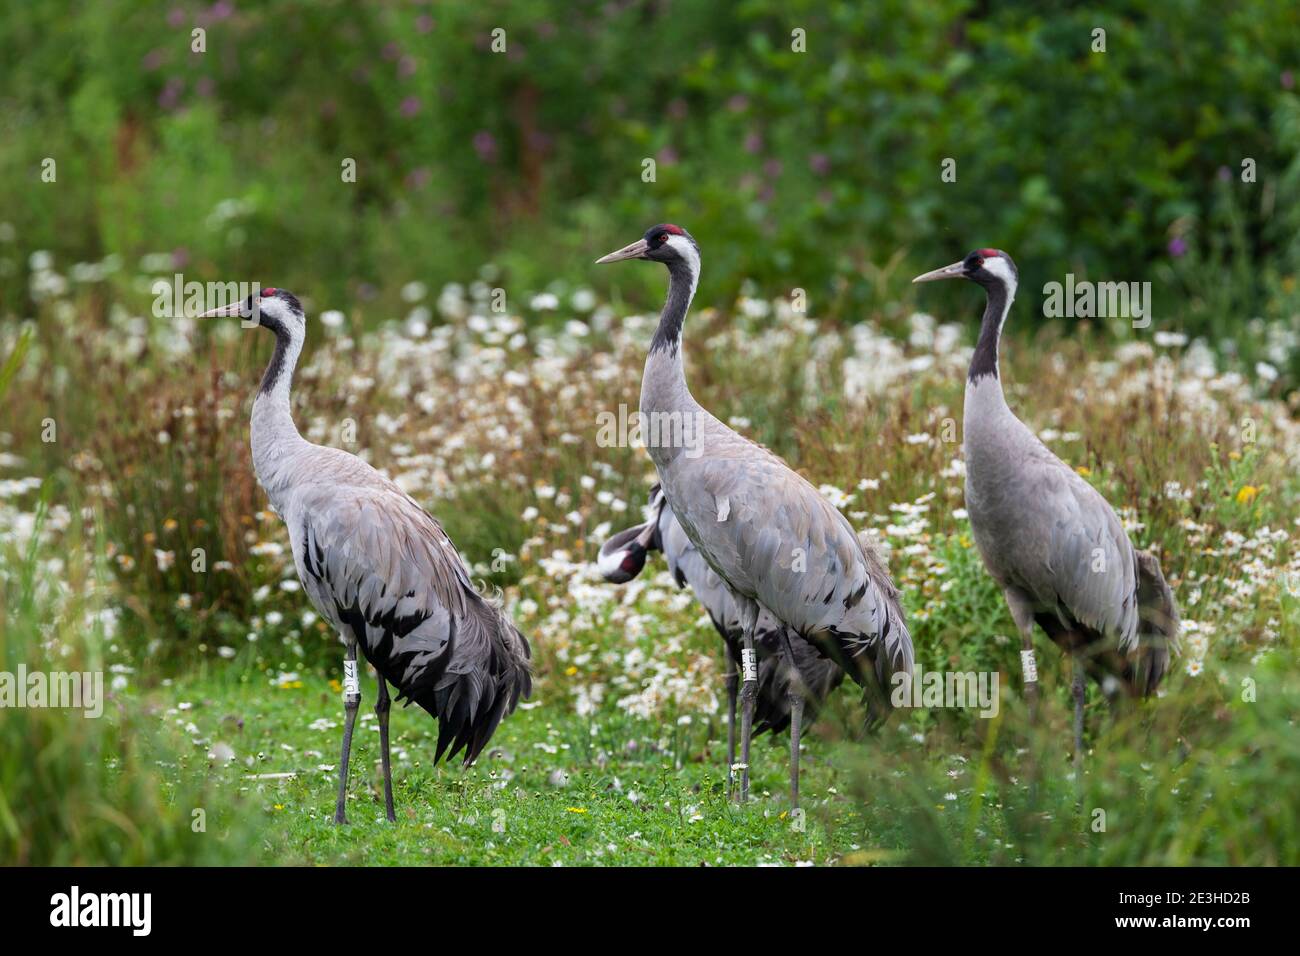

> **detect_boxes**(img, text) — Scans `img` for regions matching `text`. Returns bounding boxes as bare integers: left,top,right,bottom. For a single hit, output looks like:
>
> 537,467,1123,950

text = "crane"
201,288,532,822
597,225,914,803
597,484,846,803
913,250,1180,763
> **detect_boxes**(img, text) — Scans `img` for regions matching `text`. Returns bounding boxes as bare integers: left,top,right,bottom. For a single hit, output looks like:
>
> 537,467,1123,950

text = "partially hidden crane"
598,484,846,802
913,250,1179,763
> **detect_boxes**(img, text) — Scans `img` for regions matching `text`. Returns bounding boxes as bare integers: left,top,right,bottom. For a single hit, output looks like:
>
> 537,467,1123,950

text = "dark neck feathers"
649,259,696,355
259,319,292,396
968,281,1010,384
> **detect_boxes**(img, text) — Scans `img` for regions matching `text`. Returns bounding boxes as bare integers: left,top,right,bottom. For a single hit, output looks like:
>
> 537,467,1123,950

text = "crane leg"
778,629,806,811
375,677,396,822
1072,659,1085,772
1004,589,1039,725
334,640,361,825
724,646,739,797
787,693,804,811
736,602,760,804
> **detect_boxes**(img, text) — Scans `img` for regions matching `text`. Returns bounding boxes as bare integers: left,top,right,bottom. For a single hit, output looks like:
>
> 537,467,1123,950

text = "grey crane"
597,484,846,801
201,288,532,822
597,225,914,803
913,250,1180,764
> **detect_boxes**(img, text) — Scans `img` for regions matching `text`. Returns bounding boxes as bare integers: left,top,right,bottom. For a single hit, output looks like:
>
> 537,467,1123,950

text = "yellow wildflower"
1236,485,1258,505
1075,466,1091,477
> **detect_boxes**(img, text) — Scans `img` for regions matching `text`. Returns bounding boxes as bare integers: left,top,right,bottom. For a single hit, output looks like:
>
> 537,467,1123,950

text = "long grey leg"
375,675,396,822
1004,588,1039,724
334,639,361,825
788,694,804,810
736,601,760,804
1072,658,1086,772
778,629,806,810
724,646,739,797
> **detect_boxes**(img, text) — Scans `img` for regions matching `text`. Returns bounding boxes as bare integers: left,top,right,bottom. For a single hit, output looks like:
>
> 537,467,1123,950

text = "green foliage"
3,0,1300,385
835,663,1300,865
0,515,259,864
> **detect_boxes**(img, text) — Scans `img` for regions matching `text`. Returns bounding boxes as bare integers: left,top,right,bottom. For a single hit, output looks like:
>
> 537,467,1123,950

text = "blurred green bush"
1,0,1298,375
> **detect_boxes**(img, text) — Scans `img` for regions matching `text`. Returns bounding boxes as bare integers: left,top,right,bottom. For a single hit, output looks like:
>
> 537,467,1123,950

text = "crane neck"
641,257,701,423
968,279,1014,385
250,322,308,494
649,256,699,355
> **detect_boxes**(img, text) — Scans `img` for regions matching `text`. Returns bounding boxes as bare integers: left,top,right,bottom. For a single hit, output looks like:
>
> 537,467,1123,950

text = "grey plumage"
641,339,914,701
597,487,846,735
597,225,914,802
292,464,531,764
206,288,530,821
914,249,1178,756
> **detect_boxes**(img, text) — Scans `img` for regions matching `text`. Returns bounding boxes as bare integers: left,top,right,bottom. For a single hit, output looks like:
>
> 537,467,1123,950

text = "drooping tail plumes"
398,597,532,767
859,534,915,728
752,633,846,735
1128,549,1180,697
860,601,914,729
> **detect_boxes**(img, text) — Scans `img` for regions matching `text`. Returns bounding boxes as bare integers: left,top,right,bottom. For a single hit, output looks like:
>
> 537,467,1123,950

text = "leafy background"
2,0,1299,385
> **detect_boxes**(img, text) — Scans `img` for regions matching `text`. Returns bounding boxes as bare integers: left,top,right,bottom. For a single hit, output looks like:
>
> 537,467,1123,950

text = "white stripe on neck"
665,235,700,302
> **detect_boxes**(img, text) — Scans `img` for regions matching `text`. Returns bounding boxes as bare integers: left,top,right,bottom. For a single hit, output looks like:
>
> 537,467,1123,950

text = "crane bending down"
597,225,914,803
913,250,1179,763
598,485,846,801
201,289,531,822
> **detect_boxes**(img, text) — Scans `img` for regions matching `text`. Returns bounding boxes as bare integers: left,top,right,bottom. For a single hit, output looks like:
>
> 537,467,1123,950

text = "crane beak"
198,296,258,319
595,238,650,264
911,261,966,284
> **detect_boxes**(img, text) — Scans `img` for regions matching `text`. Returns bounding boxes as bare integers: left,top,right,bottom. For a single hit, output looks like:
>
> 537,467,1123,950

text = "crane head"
199,287,304,332
912,249,1019,292
594,484,667,583
595,223,699,266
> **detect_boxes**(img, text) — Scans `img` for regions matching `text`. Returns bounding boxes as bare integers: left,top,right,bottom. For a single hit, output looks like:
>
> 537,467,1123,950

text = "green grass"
160,669,856,866
132,646,1300,867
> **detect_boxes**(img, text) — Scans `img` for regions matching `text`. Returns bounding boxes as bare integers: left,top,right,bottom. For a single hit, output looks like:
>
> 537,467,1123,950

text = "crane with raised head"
597,225,913,803
201,288,532,822
913,250,1179,763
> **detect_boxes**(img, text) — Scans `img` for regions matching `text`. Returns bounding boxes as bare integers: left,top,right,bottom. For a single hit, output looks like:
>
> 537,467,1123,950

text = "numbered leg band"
1020,649,1038,684
343,659,360,700
741,648,757,683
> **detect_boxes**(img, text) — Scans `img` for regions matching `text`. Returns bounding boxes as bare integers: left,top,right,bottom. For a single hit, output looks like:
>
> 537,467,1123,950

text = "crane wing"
288,479,530,764
660,450,911,690
982,451,1140,650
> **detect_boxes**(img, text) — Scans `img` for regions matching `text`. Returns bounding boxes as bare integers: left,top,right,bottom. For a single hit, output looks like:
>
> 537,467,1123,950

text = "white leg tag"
343,659,360,698
1020,649,1038,683
741,648,757,683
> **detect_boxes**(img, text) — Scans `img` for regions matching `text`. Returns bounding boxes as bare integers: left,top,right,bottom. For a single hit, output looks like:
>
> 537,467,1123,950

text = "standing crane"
913,250,1179,763
597,485,846,801
597,225,914,803
201,289,532,822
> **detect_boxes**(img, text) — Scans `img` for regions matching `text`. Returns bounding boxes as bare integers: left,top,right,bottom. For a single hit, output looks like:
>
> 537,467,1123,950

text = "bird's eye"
658,234,669,244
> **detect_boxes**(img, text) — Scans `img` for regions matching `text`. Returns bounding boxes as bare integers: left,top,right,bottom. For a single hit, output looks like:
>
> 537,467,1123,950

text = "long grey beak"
912,261,966,284
595,237,650,264
198,299,253,318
